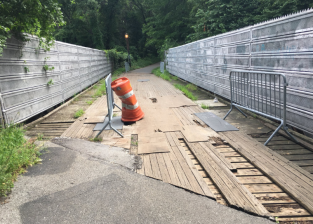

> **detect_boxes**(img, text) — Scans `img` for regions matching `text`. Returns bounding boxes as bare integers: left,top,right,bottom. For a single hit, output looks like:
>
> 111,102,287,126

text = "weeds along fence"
0,36,111,125
166,9,313,135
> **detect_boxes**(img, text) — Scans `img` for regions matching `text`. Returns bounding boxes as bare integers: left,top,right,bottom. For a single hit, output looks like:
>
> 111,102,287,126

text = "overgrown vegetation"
0,125,41,197
174,84,198,101
73,109,84,118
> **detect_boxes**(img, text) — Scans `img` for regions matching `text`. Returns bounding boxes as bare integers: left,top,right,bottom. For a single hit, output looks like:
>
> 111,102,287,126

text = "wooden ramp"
59,71,313,222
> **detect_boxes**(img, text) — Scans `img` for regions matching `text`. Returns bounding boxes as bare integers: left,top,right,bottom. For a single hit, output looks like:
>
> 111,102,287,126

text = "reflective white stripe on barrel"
122,102,139,110
119,90,134,100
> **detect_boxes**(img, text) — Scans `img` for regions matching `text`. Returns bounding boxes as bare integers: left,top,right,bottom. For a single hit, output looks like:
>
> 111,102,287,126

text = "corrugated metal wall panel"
167,9,313,135
0,36,111,124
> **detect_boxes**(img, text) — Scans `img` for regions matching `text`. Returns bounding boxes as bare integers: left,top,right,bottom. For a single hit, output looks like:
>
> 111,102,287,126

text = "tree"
0,0,65,55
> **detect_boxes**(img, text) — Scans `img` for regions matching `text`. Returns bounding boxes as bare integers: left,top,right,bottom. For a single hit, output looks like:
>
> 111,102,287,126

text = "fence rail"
166,9,313,135
0,36,111,125
224,70,297,145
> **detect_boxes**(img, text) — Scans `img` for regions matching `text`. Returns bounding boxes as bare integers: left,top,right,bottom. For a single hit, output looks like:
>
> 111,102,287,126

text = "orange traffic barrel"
111,77,144,122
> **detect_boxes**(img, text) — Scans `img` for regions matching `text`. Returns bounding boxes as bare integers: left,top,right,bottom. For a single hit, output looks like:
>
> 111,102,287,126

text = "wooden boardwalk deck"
54,72,313,223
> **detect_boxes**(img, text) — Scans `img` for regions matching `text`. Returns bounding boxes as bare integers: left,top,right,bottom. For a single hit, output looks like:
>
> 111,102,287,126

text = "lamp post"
125,33,131,67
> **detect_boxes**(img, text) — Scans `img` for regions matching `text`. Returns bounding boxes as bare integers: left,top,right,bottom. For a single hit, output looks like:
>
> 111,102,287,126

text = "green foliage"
24,67,30,73
152,68,176,81
187,0,313,42
0,0,65,55
74,109,84,118
90,137,102,142
93,81,106,98
174,84,198,101
0,125,41,196
37,133,44,140
186,84,197,91
43,65,55,71
47,79,54,87
201,104,210,110
86,100,94,105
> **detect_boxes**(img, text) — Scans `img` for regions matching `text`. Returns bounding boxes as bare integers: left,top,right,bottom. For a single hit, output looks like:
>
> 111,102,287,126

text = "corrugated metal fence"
166,9,313,135
0,36,111,125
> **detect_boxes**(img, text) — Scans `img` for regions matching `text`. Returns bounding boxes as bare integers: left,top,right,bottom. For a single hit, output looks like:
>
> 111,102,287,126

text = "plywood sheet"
181,125,218,142
138,132,171,154
84,116,105,124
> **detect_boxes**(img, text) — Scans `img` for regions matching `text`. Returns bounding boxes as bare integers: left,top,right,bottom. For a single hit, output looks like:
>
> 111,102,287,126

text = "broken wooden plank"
220,131,313,215
199,142,237,172
187,142,271,217
172,132,215,199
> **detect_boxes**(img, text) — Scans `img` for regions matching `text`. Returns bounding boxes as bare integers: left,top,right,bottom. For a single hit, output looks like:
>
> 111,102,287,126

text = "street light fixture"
125,33,131,67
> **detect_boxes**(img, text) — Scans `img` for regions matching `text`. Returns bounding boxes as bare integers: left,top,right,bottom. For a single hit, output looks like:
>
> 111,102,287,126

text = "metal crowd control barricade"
223,69,297,146
95,73,123,138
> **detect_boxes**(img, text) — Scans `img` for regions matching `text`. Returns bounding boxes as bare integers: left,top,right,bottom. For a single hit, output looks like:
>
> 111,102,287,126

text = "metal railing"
223,69,297,145
95,73,123,138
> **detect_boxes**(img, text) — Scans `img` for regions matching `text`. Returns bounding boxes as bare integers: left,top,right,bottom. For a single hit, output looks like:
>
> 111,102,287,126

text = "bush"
0,125,40,196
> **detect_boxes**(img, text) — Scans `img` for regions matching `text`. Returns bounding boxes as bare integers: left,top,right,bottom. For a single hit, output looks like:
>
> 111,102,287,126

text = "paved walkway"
0,140,272,224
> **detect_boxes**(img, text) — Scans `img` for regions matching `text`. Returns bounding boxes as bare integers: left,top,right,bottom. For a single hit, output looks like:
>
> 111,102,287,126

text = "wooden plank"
161,153,181,187
268,145,305,150
284,154,313,161
245,184,284,193
231,162,255,169
254,193,296,204
253,136,288,142
301,166,313,173
199,142,237,172
220,131,313,215
293,160,313,166
172,132,215,199
265,123,313,153
181,125,215,142
143,154,153,178
237,176,272,184
264,204,310,217
235,169,264,176
155,153,171,183
167,133,204,194
149,154,162,180
187,142,270,217
273,148,313,155
167,147,191,190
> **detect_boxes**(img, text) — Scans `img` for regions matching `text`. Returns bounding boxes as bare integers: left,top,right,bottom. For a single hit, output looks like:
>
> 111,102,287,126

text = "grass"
93,80,106,98
201,103,210,110
74,109,84,118
152,68,176,81
37,133,44,140
90,137,102,142
86,100,94,105
186,84,197,91
0,125,41,197
173,84,198,101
